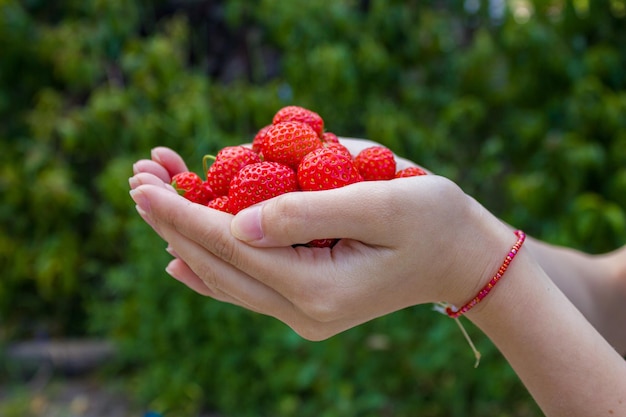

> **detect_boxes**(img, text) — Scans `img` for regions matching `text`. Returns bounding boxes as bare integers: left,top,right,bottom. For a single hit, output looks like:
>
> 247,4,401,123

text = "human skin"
130,139,626,354
129,139,626,416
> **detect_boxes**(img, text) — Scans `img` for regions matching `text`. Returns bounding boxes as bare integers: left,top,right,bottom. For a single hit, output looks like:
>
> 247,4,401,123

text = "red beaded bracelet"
444,230,526,318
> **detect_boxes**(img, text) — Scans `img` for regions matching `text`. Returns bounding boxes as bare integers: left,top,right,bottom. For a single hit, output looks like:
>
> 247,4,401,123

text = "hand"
129,143,626,417
129,142,513,340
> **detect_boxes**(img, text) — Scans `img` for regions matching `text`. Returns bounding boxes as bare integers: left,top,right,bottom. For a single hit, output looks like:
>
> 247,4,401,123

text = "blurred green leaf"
3,1,626,416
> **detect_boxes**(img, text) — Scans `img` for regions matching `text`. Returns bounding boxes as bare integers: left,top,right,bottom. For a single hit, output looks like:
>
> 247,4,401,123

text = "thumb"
230,181,405,247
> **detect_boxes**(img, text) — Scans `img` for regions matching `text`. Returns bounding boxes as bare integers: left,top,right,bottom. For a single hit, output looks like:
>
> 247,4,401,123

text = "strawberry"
272,105,325,138
305,238,339,248
354,146,397,181
297,148,362,248
262,121,323,170
298,147,363,191
204,146,261,196
321,132,340,144
207,195,232,213
252,124,271,154
323,141,352,159
228,161,298,214
171,172,215,205
395,166,428,178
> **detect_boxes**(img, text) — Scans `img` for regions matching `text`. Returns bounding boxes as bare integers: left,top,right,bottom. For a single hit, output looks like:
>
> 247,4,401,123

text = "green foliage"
2,0,626,415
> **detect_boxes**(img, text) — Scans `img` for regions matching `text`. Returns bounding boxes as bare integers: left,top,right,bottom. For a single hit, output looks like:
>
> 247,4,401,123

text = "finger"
158,217,297,318
131,184,397,338
230,177,436,247
165,257,271,314
166,257,280,318
134,203,163,238
151,147,188,177
129,172,178,193
163,233,364,340
133,159,172,182
133,184,294,297
165,258,215,297
129,176,176,239
132,185,330,306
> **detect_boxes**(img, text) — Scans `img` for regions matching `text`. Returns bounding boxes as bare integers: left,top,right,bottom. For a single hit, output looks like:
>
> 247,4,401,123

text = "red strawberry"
321,132,340,144
354,146,397,181
395,166,428,178
252,124,271,154
262,121,323,170
272,105,325,138
207,195,232,213
298,148,363,191
205,146,261,196
297,148,362,248
305,238,339,248
171,172,215,205
323,141,352,159
228,161,298,214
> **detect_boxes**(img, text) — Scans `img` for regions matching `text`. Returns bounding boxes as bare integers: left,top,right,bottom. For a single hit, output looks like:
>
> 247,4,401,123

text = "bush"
2,0,625,415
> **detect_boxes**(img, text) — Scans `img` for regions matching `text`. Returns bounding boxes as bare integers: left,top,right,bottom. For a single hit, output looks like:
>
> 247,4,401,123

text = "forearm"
524,237,626,355
524,237,598,322
467,250,626,416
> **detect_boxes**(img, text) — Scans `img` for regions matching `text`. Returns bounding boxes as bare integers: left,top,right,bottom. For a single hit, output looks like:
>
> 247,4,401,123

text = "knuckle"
264,193,308,238
199,226,238,265
192,261,219,289
297,293,340,323
168,205,242,268
268,192,303,220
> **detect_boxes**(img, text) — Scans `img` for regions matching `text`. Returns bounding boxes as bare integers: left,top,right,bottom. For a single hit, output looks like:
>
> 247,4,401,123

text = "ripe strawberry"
252,124,271,154
297,148,362,248
395,166,428,178
228,161,298,214
321,132,340,144
171,172,215,205
305,238,339,248
205,146,261,196
207,195,232,213
272,105,325,138
298,148,363,191
323,141,352,159
262,121,323,170
354,146,397,181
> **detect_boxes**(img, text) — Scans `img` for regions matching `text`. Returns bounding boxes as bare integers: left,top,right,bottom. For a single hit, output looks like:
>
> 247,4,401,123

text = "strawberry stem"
202,154,217,179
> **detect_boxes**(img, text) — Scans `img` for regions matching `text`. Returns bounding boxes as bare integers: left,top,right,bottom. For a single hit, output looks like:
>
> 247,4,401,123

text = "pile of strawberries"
171,105,426,247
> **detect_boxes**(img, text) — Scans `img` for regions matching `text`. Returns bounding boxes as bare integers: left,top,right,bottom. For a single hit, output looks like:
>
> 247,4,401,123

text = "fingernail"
129,176,140,189
231,205,263,242
151,148,164,165
166,245,179,258
165,260,177,278
130,189,151,214
135,205,156,229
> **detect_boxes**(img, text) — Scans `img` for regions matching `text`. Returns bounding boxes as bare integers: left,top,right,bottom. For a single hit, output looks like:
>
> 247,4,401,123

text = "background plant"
1,0,625,416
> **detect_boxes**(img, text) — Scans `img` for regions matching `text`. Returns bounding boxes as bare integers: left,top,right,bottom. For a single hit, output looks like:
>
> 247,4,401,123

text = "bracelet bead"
445,230,526,318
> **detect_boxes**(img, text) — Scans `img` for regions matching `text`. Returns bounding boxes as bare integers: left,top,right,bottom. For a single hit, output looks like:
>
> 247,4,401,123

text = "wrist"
440,199,521,311
444,230,526,318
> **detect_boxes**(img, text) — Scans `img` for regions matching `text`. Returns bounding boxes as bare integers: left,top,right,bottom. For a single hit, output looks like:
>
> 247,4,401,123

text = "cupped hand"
129,142,512,340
